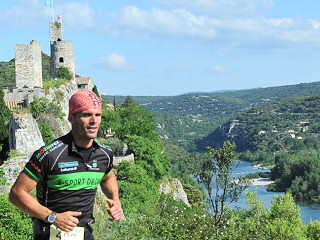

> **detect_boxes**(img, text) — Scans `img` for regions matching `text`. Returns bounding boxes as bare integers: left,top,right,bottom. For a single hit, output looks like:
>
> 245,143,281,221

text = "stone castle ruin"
49,22,75,80
3,19,91,110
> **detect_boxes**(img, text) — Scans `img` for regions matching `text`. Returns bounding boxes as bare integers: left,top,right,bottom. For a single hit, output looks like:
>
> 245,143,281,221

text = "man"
9,89,123,240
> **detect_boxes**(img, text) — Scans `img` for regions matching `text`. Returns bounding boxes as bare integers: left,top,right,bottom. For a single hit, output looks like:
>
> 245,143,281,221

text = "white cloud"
56,3,96,29
210,65,229,72
155,0,274,16
0,0,48,27
94,53,137,71
104,6,217,39
0,1,95,30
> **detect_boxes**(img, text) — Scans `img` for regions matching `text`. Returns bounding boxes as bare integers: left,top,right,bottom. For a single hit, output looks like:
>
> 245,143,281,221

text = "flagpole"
52,0,55,23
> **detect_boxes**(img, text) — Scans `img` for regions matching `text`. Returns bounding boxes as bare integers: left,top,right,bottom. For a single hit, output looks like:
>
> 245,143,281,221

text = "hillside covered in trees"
106,81,320,152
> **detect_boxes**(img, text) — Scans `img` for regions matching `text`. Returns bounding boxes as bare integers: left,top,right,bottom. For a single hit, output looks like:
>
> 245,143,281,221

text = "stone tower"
15,40,42,88
50,22,75,80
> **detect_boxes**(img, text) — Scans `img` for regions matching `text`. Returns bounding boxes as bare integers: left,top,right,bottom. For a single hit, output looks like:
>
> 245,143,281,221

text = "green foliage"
29,97,65,119
269,152,320,203
43,78,69,91
37,118,54,144
221,191,308,240
7,149,25,159
182,183,205,209
0,194,33,240
92,84,99,96
96,137,123,156
190,141,249,231
116,161,160,216
0,59,15,87
98,108,121,138
107,81,320,153
307,221,320,240
126,135,170,179
56,66,72,80
54,21,61,28
0,89,10,158
0,168,7,185
54,90,64,102
41,52,51,80
115,97,158,140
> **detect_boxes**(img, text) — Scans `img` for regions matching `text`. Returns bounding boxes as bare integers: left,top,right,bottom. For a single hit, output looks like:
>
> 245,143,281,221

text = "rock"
159,177,190,207
45,81,78,120
1,155,28,185
9,113,44,156
113,153,135,166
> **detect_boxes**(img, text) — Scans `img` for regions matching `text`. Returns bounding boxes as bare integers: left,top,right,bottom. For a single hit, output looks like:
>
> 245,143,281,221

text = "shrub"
0,194,33,240
56,66,72,80
37,118,54,144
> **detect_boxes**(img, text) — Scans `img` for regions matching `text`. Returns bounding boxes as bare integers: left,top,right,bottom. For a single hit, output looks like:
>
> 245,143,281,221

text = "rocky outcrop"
1,156,28,185
9,113,44,156
45,81,78,120
114,153,135,166
159,177,190,207
41,114,71,138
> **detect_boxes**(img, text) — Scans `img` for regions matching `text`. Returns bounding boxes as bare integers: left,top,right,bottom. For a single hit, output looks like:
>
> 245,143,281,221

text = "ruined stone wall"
15,40,42,88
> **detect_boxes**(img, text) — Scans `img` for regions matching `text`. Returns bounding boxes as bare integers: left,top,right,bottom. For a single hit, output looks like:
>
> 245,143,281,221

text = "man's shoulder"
32,135,69,162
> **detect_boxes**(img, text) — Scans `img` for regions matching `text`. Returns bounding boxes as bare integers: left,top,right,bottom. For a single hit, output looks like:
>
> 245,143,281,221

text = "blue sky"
1,0,320,96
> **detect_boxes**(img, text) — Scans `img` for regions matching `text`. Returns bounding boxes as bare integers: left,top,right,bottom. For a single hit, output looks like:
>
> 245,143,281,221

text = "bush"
37,118,55,144
56,66,72,80
43,78,69,90
0,194,33,240
29,97,65,119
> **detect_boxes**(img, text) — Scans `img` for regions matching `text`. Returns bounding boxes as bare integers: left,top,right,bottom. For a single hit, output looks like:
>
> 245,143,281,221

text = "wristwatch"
46,211,57,223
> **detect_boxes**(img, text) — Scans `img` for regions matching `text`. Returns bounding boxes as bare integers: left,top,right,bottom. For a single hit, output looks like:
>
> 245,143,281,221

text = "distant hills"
106,81,320,152
197,94,320,153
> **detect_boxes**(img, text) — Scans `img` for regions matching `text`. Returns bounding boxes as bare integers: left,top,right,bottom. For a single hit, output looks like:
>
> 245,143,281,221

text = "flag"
56,15,61,21
45,0,53,8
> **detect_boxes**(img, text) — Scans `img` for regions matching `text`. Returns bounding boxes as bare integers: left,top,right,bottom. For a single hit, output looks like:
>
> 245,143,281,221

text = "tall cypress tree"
0,88,11,161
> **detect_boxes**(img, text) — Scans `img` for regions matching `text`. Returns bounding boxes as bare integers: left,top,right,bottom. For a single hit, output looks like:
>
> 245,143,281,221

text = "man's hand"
54,211,82,232
106,199,123,221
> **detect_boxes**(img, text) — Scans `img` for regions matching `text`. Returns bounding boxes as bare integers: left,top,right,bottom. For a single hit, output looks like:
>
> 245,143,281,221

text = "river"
231,160,320,224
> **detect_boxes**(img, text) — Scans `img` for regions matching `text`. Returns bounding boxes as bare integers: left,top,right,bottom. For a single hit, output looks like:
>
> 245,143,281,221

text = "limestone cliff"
9,113,44,156
159,177,190,207
45,81,78,120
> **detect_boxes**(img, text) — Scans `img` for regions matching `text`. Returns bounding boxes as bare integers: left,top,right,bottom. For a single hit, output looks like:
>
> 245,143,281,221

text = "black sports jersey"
23,132,113,226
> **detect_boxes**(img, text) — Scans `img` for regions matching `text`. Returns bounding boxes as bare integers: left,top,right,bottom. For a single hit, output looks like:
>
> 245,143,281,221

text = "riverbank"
251,178,274,186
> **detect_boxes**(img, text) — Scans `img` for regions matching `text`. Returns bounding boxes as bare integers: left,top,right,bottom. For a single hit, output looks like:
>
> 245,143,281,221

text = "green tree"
191,141,248,233
0,88,11,161
98,108,121,138
126,135,170,179
116,97,157,140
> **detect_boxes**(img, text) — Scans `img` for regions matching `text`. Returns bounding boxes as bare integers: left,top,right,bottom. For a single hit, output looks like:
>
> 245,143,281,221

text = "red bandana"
69,90,102,115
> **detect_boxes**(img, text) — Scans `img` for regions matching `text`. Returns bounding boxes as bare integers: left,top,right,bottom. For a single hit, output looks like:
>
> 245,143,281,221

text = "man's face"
69,108,102,141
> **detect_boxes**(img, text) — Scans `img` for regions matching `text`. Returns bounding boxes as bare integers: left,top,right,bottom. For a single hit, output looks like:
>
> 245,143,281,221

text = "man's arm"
100,170,123,221
9,172,81,232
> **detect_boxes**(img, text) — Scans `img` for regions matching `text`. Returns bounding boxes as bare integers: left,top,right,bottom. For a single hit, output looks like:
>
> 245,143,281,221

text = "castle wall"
50,41,75,79
3,87,45,110
15,40,42,88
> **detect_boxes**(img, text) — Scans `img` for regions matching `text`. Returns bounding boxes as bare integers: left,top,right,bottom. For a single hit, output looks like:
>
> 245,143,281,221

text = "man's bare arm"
9,172,81,232
100,170,123,220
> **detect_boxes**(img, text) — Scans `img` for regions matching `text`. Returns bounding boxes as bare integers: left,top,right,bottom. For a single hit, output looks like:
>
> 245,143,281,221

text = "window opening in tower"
59,57,64,63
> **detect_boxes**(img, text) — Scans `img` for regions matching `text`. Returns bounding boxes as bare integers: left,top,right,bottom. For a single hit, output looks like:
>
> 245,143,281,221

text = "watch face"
48,212,56,223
